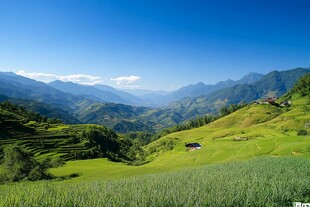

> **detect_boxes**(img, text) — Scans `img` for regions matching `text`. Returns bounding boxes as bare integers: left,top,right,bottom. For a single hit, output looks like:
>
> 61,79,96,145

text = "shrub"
1,145,64,182
297,129,308,136
1,145,36,182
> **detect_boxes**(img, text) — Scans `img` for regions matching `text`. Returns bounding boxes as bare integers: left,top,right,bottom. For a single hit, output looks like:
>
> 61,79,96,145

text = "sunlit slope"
51,94,310,181
145,94,310,167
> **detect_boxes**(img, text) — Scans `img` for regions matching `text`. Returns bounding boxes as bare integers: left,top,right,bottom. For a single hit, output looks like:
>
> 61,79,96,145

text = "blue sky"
0,0,309,91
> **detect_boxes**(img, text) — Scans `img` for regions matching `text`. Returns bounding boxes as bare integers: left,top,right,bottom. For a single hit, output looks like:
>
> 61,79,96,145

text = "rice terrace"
1,1,310,206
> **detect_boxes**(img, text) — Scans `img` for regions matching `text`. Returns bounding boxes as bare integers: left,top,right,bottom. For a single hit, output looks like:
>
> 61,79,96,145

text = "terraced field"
0,121,96,160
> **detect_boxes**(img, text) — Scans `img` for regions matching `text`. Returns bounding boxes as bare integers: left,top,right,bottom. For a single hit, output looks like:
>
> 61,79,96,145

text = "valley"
0,70,310,207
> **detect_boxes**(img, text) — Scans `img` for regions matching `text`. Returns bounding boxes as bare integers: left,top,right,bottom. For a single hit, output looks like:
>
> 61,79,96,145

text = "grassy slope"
146,95,310,163
2,157,310,207
50,93,310,181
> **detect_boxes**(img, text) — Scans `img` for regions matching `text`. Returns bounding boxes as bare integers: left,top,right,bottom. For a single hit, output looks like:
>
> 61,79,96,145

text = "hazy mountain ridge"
0,72,90,111
49,80,128,104
94,84,144,105
134,72,264,106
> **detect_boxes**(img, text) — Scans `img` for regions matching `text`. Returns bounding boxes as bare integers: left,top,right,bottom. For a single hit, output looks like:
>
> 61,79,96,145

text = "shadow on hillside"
56,173,81,181
0,122,36,139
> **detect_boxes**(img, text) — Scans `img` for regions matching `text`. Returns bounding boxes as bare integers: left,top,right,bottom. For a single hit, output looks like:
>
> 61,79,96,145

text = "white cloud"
110,75,141,87
17,70,104,85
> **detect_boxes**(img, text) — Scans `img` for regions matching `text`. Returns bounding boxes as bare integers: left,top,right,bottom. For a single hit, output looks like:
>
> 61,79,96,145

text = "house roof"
185,143,202,148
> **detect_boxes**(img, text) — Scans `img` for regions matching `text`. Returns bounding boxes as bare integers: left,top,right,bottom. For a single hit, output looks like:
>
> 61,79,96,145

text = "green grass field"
1,157,310,207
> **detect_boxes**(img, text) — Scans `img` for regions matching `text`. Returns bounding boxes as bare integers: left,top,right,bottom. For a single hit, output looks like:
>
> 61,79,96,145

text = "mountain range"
148,72,264,105
0,67,309,133
47,72,264,107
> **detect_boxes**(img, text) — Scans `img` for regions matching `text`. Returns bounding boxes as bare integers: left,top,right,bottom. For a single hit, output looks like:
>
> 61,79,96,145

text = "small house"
185,143,202,151
280,100,291,107
265,97,277,104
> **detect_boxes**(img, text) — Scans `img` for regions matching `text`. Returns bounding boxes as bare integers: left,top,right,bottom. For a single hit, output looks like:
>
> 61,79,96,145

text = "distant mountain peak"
238,72,264,84
195,82,206,86
49,80,62,84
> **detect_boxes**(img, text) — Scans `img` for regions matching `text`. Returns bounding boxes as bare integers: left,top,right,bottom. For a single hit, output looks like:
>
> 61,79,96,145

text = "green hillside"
75,102,155,133
0,95,80,124
0,101,134,162
145,94,310,167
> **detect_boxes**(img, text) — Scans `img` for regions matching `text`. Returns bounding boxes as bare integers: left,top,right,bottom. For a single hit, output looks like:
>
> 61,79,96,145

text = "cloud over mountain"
110,75,141,88
17,70,104,85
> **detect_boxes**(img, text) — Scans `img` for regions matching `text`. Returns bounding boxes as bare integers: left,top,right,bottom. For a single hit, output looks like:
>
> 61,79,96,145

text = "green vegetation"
0,101,62,124
1,157,310,206
145,94,310,165
8,98,81,124
75,102,158,133
0,102,141,164
0,145,64,182
148,103,247,144
286,73,310,97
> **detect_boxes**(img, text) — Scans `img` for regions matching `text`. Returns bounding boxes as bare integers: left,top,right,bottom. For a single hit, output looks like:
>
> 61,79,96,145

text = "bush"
2,145,36,182
49,157,65,168
297,129,308,136
0,145,64,182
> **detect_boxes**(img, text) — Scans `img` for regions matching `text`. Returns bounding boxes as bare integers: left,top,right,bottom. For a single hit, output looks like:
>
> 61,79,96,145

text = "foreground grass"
1,157,310,207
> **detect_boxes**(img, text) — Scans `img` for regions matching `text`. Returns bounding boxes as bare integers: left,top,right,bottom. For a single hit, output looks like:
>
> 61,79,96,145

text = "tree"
82,126,132,162
1,145,64,182
1,145,35,182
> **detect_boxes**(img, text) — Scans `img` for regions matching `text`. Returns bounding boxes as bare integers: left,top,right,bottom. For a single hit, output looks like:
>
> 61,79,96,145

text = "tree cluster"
0,145,64,183
290,73,310,96
76,126,144,163
219,103,247,117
